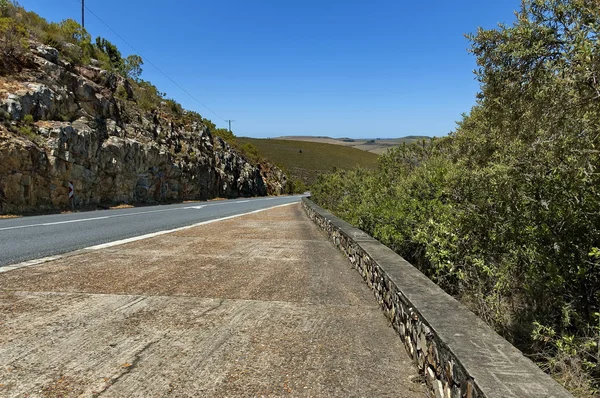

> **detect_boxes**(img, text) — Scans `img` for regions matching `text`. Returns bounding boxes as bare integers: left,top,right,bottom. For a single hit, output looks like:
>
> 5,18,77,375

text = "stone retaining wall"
302,198,572,398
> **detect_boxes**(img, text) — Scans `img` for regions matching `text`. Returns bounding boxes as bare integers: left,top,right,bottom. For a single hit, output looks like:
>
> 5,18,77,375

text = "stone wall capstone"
302,197,572,398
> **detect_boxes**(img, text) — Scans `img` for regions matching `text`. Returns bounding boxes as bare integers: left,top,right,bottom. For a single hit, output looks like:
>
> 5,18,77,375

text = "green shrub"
240,142,261,164
164,98,183,118
131,79,164,112
312,0,600,393
39,20,94,66
20,9,48,38
114,85,128,100
17,124,35,140
0,16,27,71
95,36,122,71
212,128,235,143
0,108,10,122
0,0,11,17
123,54,143,80
285,178,307,194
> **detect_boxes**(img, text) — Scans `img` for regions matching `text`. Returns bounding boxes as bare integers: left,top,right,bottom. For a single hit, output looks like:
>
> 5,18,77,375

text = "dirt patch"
0,77,27,100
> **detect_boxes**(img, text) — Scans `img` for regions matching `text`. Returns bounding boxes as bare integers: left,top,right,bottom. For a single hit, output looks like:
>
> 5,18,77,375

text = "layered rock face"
0,44,286,214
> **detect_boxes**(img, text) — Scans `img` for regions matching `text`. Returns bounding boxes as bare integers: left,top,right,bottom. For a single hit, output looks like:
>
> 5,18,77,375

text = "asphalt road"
0,195,303,267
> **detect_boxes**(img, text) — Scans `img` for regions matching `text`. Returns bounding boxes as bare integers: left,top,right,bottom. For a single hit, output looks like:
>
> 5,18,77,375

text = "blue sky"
18,0,520,138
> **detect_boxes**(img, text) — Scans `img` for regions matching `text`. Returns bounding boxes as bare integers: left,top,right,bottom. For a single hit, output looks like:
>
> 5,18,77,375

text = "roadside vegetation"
237,137,379,190
312,1,600,395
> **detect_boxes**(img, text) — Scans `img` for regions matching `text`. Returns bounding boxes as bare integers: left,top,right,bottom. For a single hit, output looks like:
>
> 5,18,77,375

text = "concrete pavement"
0,203,424,397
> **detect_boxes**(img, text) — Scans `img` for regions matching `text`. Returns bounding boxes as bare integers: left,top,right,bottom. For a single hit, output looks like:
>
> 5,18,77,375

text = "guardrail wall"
302,198,571,398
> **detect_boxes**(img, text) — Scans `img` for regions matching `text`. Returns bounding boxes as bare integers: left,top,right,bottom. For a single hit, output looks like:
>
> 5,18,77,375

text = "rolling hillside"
237,138,379,187
275,136,431,154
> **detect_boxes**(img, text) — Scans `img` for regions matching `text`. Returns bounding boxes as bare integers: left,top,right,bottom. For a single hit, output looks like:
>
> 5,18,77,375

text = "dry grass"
539,352,598,397
0,77,28,100
109,204,135,209
237,138,379,187
0,214,21,219
274,135,431,154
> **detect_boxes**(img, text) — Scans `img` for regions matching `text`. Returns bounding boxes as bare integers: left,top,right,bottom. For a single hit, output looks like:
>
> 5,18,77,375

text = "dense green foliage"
237,137,379,188
312,0,600,394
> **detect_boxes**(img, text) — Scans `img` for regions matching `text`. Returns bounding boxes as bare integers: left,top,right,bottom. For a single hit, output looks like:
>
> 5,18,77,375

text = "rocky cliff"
0,43,286,214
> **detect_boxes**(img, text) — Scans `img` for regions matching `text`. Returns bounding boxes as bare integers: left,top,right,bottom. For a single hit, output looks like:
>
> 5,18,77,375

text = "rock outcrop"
0,44,286,214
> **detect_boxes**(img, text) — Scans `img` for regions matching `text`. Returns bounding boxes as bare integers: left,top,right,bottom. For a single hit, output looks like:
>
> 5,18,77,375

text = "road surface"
0,202,424,397
0,196,303,267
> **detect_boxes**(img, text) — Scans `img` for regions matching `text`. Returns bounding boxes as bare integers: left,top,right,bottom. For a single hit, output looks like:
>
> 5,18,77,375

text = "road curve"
0,195,303,267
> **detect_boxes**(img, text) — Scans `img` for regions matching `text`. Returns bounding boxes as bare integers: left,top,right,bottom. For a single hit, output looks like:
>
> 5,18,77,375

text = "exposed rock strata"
0,44,286,214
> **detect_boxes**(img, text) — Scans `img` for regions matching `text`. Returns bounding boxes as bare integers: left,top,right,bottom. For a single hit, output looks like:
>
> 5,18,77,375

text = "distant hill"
237,138,379,188
274,136,431,155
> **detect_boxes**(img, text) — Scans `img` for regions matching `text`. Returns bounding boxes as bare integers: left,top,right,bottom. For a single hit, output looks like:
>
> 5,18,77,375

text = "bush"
123,54,143,80
40,20,94,66
240,142,260,164
0,16,27,72
0,108,9,122
114,85,128,100
94,36,122,71
0,0,12,17
131,80,164,112
212,128,235,143
285,178,307,194
311,1,600,393
164,98,183,118
17,124,34,140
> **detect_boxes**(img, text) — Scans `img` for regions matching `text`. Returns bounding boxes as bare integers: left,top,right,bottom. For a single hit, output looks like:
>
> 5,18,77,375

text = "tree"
59,19,90,45
54,19,93,65
95,36,123,71
462,0,600,319
123,54,143,80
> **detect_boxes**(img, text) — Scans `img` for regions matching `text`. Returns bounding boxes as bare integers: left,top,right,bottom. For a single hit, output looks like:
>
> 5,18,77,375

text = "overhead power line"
75,0,227,123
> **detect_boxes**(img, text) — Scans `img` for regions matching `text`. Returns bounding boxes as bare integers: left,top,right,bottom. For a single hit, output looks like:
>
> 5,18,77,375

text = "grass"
109,204,135,209
237,138,379,187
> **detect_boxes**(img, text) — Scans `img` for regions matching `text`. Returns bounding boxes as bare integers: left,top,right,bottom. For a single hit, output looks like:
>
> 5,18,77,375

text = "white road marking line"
0,202,298,273
87,202,295,250
0,256,63,274
0,205,206,232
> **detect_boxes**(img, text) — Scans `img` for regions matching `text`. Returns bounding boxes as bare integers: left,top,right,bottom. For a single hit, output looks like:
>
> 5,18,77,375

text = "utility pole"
81,0,85,28
225,120,234,133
